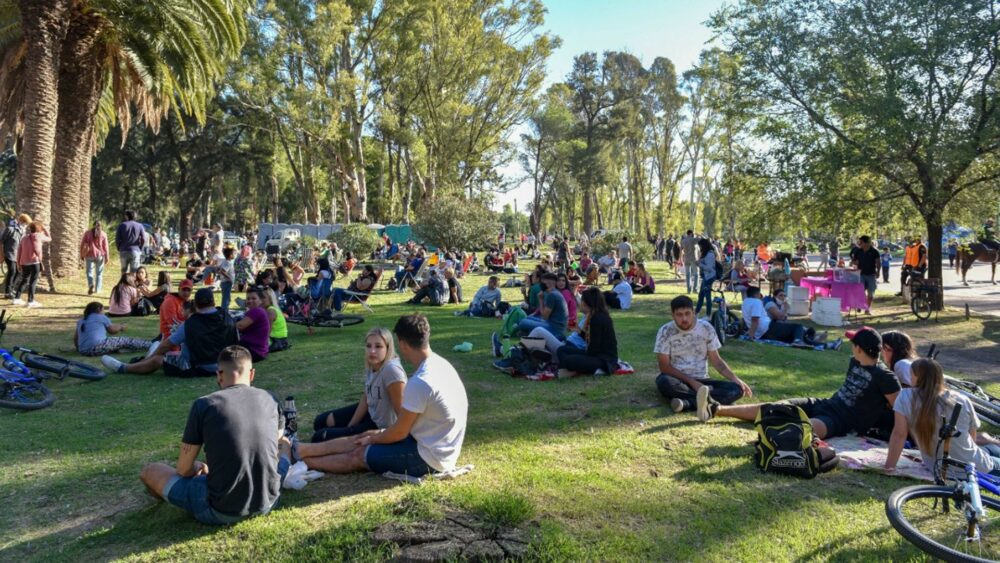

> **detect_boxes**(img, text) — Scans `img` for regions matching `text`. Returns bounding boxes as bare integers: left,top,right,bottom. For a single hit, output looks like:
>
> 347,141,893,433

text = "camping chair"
459,255,474,277
395,259,425,292
342,269,383,313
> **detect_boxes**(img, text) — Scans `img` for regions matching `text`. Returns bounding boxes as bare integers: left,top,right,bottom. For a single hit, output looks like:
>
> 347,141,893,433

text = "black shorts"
162,354,214,378
784,398,848,438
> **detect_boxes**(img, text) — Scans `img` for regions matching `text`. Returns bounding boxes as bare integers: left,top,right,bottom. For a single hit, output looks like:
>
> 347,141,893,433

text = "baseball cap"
844,326,881,358
179,279,194,290
194,287,215,308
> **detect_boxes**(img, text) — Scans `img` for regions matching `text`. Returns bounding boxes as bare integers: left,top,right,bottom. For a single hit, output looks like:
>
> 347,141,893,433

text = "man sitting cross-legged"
102,287,238,377
697,326,901,439
655,295,752,413
456,275,502,317
139,346,291,525
296,314,468,478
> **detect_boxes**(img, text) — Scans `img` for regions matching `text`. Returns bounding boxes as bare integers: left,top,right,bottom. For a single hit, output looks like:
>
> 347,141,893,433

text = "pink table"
799,277,869,312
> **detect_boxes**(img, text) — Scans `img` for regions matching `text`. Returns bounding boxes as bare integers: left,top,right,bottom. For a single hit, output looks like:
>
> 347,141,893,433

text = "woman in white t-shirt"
885,358,1000,475
299,327,407,452
881,330,917,387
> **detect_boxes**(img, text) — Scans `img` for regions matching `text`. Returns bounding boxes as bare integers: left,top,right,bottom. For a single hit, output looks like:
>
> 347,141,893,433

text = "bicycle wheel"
711,311,726,346
886,485,1000,562
0,379,55,410
286,316,311,326
20,353,105,381
312,315,365,328
912,294,933,320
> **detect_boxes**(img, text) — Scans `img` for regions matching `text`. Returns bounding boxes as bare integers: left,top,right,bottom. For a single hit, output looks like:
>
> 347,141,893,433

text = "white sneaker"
26,301,42,308
11,298,24,305
101,355,124,373
670,398,687,413
145,340,160,358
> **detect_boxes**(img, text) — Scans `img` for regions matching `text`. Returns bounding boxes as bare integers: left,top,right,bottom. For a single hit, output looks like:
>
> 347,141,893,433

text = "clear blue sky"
496,0,727,210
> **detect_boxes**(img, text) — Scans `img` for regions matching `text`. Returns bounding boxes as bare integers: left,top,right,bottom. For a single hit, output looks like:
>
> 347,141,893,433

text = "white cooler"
811,297,843,326
787,299,810,316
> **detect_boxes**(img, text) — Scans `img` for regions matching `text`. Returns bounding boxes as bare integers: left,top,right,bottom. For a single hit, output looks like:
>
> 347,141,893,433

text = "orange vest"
904,243,925,267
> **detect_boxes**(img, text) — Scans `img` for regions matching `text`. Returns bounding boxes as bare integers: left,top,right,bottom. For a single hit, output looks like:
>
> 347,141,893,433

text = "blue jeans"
517,316,564,338
220,281,232,312
655,373,745,411
85,257,105,291
332,288,348,311
982,444,1000,476
696,277,716,316
365,435,432,477
164,456,290,525
119,249,141,273
685,263,698,293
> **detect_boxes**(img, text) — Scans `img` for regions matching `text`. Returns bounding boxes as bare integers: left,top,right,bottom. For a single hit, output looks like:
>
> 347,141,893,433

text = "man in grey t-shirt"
617,236,633,268
680,230,699,294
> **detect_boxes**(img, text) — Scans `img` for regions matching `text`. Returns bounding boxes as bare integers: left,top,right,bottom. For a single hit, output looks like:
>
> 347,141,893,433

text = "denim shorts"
861,275,877,297
163,457,290,525
365,435,432,477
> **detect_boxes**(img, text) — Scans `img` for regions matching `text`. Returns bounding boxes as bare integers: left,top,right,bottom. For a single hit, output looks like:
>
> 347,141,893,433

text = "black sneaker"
696,386,719,422
493,358,514,375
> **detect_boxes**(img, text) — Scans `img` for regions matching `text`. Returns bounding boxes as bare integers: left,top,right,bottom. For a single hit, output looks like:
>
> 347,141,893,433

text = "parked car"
264,229,301,256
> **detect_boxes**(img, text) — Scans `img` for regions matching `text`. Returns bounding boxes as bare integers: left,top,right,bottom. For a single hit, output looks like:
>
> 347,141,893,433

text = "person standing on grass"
296,314,468,478
880,246,892,284
1,213,29,298
617,236,633,268
139,346,290,525
850,235,880,312
80,220,110,295
681,229,699,294
655,295,751,414
11,221,50,308
116,210,145,273
697,327,900,440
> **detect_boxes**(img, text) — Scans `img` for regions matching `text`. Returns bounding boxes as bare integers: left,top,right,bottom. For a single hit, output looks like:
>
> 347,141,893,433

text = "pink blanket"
825,435,933,481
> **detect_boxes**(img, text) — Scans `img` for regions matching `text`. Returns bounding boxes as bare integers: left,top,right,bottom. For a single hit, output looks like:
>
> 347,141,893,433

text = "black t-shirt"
827,359,901,434
447,277,462,303
182,385,283,517
854,247,880,276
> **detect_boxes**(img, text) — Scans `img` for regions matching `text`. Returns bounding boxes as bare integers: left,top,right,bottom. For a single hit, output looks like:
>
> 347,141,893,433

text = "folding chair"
343,269,382,313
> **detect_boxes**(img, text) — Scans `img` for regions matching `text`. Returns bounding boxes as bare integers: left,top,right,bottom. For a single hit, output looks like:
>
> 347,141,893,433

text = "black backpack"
506,345,552,377
753,403,839,478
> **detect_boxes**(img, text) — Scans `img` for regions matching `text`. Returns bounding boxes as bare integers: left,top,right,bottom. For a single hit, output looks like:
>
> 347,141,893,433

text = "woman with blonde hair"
305,327,407,443
885,358,1000,475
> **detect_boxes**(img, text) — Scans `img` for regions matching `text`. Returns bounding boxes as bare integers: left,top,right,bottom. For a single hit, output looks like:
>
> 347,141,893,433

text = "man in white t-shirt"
603,272,633,310
741,287,839,348
654,295,752,413
297,314,468,477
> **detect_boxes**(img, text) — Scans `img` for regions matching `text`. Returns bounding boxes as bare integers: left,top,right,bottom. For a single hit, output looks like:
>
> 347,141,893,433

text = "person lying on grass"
885,357,1000,475
741,286,841,349
139,345,291,525
304,327,406,445
655,294,751,414
294,314,468,478
74,301,153,357
101,288,238,377
697,326,901,440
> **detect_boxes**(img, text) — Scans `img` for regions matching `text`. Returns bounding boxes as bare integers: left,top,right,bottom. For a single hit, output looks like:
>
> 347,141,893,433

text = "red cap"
179,279,194,289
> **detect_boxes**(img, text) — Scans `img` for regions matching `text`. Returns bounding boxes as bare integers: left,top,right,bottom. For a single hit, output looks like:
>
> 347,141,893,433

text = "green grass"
0,260,994,561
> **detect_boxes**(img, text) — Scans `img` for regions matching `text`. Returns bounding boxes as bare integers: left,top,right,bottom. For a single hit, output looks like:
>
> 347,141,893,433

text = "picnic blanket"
825,435,933,481
738,335,831,352
382,464,475,485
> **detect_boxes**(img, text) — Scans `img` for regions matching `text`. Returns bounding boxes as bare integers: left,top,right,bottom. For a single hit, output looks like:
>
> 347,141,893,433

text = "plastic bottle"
283,396,298,437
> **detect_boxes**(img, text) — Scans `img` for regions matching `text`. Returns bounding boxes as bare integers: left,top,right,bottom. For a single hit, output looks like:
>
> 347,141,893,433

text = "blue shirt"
116,221,145,252
77,314,112,352
543,289,568,337
169,308,220,371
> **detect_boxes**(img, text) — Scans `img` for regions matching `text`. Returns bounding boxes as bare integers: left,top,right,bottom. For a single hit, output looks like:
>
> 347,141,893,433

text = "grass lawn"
1,259,997,561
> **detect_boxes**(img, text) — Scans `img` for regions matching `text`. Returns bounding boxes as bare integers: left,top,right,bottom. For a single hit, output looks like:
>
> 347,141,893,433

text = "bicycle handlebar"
942,403,963,439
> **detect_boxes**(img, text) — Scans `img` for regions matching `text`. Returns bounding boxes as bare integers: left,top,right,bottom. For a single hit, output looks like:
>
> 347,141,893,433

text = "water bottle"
282,396,298,437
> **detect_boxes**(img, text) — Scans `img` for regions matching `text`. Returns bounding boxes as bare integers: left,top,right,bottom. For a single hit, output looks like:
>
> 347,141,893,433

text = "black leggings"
13,263,39,302
557,346,609,374
311,402,377,442
2,257,17,294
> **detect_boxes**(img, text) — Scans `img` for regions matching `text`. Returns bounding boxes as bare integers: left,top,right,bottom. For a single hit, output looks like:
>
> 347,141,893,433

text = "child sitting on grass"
74,302,153,357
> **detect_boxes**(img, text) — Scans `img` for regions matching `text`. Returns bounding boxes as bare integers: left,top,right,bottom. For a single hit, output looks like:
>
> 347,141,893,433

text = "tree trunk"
50,10,105,278
14,0,72,226
925,213,944,283
270,173,279,224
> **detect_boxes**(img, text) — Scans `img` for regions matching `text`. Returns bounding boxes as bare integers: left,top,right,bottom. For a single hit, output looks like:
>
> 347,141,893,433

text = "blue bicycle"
0,310,105,411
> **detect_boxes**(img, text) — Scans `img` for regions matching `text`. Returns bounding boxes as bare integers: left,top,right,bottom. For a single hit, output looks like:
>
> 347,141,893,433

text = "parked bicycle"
0,310,105,411
886,403,1000,561
710,282,744,346
280,296,364,330
910,278,939,321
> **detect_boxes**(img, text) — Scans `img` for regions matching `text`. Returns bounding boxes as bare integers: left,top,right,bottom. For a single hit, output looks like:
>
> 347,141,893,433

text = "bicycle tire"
0,380,55,410
886,485,1000,562
311,315,365,328
912,295,933,320
20,353,105,381
711,311,726,346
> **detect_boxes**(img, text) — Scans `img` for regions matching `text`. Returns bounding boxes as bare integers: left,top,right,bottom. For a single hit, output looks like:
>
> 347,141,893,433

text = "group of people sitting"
138,314,469,526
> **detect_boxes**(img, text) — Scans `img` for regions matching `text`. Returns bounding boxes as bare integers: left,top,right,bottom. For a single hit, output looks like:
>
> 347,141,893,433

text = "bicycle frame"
933,404,988,541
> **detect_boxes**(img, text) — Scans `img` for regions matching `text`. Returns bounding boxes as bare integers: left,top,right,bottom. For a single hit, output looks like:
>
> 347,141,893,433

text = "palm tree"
0,0,249,277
